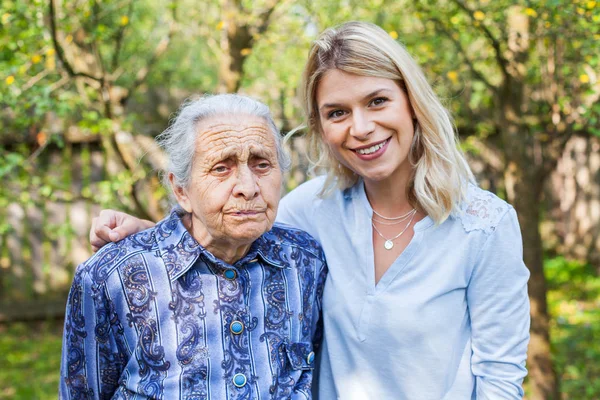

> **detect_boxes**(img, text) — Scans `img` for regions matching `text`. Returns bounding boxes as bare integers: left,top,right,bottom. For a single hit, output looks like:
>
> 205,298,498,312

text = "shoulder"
454,184,514,235
78,226,158,285
281,176,327,204
261,222,326,263
278,176,334,235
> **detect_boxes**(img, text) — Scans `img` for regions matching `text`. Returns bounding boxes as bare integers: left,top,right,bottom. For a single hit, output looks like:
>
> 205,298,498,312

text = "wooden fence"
0,133,597,321
0,141,106,321
0,136,311,322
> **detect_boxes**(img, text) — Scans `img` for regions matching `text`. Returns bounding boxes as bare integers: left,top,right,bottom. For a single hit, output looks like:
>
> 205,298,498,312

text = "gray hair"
156,93,290,189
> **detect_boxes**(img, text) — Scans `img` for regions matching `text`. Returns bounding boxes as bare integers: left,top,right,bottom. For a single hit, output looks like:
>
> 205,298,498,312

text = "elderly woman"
60,94,327,399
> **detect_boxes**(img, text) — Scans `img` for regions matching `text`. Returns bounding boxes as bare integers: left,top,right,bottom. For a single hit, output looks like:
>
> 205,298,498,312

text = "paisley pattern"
62,272,93,399
121,255,170,397
261,263,295,398
60,209,327,399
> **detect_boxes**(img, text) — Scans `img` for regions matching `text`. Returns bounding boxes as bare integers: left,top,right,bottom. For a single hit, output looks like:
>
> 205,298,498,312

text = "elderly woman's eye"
256,161,271,170
212,165,228,173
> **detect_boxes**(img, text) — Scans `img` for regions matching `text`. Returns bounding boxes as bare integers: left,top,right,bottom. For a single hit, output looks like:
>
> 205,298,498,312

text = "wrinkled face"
316,69,415,186
172,114,282,249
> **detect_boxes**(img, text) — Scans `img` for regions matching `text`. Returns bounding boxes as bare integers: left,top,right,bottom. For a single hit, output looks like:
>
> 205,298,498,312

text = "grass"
0,319,63,400
546,257,600,399
0,256,598,399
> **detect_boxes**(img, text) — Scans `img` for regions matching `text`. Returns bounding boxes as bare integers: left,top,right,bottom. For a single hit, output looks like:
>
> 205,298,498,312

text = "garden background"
1,0,599,398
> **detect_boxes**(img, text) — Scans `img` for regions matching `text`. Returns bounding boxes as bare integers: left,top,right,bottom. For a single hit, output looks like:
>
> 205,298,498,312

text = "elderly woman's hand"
90,209,155,252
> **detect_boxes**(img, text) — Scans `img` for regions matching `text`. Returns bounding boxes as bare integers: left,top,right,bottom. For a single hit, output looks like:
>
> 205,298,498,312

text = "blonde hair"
295,21,474,224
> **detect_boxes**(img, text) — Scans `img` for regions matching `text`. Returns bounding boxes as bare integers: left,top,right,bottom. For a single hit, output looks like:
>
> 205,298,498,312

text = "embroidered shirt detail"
60,210,327,400
458,185,510,234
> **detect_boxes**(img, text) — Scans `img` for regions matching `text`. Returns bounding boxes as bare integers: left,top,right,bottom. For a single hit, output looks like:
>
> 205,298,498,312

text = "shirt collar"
156,209,288,282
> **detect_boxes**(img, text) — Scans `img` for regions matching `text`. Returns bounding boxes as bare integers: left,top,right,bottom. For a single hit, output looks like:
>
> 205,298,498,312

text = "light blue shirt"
277,177,530,400
60,209,327,399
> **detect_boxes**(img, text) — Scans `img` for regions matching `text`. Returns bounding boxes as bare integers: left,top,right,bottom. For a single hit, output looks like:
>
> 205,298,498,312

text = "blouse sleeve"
467,207,530,399
60,266,125,399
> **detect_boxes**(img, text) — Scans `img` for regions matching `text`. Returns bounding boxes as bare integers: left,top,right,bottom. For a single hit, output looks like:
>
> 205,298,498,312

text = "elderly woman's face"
173,114,282,252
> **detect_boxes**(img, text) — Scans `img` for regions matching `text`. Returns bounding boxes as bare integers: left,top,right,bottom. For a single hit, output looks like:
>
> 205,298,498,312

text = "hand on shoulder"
90,209,156,252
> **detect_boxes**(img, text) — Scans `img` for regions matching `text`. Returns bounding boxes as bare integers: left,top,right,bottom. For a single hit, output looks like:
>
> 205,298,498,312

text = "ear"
169,173,193,213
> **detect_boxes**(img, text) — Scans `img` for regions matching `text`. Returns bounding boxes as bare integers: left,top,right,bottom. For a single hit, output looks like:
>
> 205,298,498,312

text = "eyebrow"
319,88,393,112
205,147,275,164
249,148,274,159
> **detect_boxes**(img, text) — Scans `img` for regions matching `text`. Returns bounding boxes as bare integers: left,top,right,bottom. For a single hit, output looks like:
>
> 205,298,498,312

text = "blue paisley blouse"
60,209,327,400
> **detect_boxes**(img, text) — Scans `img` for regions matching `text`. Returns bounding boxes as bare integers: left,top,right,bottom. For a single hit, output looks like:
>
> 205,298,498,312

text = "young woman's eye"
327,109,346,119
370,97,388,106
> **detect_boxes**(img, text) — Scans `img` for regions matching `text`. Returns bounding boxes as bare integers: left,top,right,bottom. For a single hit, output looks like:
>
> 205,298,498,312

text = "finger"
92,223,115,247
89,217,98,243
98,209,118,230
109,218,143,242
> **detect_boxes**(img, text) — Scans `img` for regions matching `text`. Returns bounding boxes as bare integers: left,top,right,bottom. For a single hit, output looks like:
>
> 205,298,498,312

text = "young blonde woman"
90,22,530,399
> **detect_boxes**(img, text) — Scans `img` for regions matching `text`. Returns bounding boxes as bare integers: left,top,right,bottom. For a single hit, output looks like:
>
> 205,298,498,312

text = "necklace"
372,210,415,225
372,208,416,221
371,209,417,250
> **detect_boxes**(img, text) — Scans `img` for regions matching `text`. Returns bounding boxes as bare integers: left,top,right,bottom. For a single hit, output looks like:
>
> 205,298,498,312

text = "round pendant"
384,240,394,250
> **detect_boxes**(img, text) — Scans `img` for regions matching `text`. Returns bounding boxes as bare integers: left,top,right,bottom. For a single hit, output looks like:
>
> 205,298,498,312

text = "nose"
233,165,259,200
350,110,374,140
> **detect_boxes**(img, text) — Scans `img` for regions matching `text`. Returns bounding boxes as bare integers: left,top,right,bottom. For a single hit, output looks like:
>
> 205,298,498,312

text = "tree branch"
256,0,282,35
432,16,498,93
111,1,135,70
48,0,103,83
413,1,498,92
91,0,107,76
124,0,178,101
449,0,510,78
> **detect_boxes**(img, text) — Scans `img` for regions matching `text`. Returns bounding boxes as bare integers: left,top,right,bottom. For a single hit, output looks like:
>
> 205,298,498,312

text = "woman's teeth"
356,141,386,155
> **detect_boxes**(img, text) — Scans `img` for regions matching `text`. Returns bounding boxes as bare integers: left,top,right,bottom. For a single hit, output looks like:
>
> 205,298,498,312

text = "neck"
183,214,252,264
364,174,413,216
204,243,252,265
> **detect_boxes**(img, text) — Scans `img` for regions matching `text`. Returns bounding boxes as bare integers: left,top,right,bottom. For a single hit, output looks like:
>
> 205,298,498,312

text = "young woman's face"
316,69,415,186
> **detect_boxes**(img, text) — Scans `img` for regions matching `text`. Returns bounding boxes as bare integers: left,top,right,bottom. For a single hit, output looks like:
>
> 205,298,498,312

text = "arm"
292,257,328,400
467,207,530,399
90,209,155,252
60,266,125,399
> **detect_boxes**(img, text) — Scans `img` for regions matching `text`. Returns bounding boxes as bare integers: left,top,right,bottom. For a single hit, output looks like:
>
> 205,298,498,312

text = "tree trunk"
501,80,560,398
217,0,252,93
217,0,278,93
506,164,559,399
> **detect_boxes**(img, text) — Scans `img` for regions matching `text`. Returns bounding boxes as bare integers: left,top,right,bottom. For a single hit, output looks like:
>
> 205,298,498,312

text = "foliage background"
1,0,599,398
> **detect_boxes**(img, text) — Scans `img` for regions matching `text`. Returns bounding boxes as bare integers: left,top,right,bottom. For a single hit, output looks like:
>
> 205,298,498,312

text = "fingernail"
109,231,120,241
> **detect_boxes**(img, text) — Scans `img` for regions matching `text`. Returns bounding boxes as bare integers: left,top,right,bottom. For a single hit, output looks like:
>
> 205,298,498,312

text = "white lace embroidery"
459,185,508,234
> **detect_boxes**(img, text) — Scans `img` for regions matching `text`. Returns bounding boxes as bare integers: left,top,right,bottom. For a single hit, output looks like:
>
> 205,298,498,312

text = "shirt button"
223,269,237,280
307,351,315,364
230,320,244,335
233,373,247,388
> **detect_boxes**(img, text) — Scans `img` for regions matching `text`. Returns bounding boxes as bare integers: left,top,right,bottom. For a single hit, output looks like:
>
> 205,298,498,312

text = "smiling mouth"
353,138,390,155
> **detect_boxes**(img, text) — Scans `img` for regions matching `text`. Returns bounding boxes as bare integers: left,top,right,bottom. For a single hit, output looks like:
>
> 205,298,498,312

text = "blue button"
233,373,247,388
307,351,315,364
223,269,237,280
230,321,244,335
